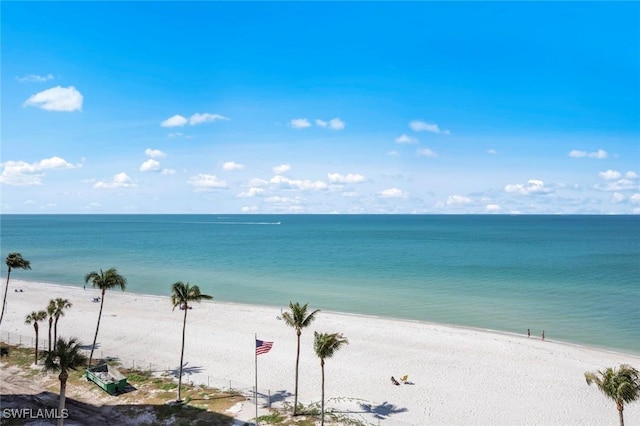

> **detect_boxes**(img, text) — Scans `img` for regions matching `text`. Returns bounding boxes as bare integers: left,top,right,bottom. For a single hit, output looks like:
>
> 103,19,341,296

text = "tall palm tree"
0,253,32,325
46,300,57,352
170,281,213,403
25,310,48,365
313,331,349,426
53,298,72,343
44,337,87,426
84,268,127,367
282,301,320,415
585,364,640,426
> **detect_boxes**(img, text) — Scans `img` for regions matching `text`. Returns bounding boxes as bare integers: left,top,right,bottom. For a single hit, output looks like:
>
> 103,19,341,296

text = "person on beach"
391,376,400,386
527,328,530,337
542,330,545,340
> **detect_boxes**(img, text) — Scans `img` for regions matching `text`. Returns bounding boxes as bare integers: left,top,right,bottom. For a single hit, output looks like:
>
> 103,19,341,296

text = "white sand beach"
1,279,639,425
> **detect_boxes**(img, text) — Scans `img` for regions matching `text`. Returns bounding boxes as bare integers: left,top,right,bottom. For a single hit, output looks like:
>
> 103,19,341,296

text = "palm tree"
44,337,87,426
25,310,48,365
282,301,320,415
84,268,127,367
585,364,640,426
313,331,349,426
46,300,57,352
53,298,72,343
170,281,213,403
0,253,32,326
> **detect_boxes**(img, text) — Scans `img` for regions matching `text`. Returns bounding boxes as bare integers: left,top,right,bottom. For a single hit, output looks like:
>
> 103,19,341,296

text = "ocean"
1,214,638,355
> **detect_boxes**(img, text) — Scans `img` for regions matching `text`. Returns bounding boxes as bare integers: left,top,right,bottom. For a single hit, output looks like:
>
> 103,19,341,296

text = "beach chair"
401,375,408,383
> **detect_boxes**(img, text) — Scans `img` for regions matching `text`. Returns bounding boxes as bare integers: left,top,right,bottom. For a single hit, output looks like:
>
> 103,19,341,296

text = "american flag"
256,339,273,355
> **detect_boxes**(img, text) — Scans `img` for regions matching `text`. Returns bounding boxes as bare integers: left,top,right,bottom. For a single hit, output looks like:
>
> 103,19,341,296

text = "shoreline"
2,279,640,424
4,278,638,358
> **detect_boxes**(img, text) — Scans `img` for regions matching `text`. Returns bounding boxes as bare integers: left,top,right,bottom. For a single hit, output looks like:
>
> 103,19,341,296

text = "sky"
1,1,639,214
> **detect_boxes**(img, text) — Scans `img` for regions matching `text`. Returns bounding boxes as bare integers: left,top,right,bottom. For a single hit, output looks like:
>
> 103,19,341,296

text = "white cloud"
161,169,176,175
16,73,54,83
249,177,269,187
94,172,137,189
598,170,621,180
379,188,404,198
485,204,501,212
290,118,311,129
327,173,365,184
417,148,438,157
487,149,498,155
265,196,301,205
504,179,553,195
387,150,400,156
23,86,83,112
187,174,227,192
168,132,184,138
568,149,608,159
395,134,418,144
314,118,345,130
328,118,345,130
161,115,188,127
409,120,450,135
222,161,245,171
595,170,639,192
0,156,76,186
629,193,640,205
189,113,229,125
273,164,291,175
140,159,161,172
161,113,228,127
611,193,626,204
270,175,328,191
446,195,472,206
145,148,166,158
341,191,359,197
237,187,265,198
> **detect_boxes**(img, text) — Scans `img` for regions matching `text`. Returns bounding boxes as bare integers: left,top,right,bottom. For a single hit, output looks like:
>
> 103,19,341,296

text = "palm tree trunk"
58,371,68,426
320,359,325,426
618,404,624,426
0,269,12,326
48,317,54,352
88,290,106,367
34,324,39,365
54,316,60,344
177,307,188,402
293,331,301,415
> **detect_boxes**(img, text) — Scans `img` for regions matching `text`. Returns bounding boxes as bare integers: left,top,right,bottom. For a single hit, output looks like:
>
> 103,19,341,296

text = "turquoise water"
1,214,638,354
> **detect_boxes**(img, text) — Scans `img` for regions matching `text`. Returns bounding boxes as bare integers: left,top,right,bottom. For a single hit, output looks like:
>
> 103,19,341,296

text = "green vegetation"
43,337,88,426
24,310,47,365
585,364,640,426
84,268,127,367
282,301,320,416
170,281,213,403
1,253,31,326
314,331,349,426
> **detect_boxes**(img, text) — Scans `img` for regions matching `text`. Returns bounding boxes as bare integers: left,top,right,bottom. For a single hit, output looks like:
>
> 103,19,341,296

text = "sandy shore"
1,279,639,425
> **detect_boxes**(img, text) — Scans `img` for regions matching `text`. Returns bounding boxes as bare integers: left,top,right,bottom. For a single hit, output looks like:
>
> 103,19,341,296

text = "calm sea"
1,214,638,354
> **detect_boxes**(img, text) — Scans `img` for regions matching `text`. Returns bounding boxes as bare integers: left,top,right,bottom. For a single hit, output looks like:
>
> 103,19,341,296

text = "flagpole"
255,333,258,426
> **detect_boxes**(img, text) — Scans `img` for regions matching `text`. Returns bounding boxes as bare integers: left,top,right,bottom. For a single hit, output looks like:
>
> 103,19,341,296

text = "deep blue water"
1,214,638,354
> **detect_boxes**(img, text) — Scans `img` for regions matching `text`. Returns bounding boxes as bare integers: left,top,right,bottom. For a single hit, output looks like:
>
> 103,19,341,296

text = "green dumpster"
86,364,128,395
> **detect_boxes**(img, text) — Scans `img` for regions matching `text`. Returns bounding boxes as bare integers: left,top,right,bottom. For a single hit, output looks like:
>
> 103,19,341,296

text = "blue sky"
1,1,639,214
